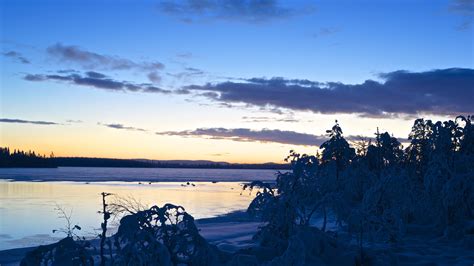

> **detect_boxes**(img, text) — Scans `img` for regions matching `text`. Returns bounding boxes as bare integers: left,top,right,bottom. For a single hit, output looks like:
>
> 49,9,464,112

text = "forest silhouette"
0,147,56,168
0,149,289,169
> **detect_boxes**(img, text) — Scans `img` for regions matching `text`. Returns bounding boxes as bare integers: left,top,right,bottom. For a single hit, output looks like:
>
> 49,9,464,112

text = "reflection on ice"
0,180,256,250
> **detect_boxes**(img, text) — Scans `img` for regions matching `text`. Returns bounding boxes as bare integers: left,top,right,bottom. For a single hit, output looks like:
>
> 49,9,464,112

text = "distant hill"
134,159,230,166
0,147,290,169
52,157,290,169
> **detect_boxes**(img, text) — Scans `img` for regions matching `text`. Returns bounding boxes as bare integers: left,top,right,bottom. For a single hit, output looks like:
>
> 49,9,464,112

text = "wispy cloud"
156,127,404,146
147,71,162,84
47,43,165,83
24,71,173,94
66,119,83,123
209,152,230,156
449,0,474,30
184,68,474,117
99,122,147,132
168,67,205,80
0,118,59,125
47,43,165,71
2,51,30,64
242,116,302,123
157,0,312,23
157,127,329,146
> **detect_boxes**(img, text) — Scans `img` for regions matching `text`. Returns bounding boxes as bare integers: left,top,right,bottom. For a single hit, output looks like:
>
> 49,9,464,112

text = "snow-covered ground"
0,211,261,265
362,224,474,265
1,211,472,265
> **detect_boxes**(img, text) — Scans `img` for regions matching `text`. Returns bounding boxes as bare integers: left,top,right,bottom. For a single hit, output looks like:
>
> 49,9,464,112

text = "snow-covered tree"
320,121,356,184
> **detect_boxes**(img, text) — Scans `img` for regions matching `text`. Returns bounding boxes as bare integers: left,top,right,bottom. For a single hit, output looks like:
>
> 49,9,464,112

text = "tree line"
243,115,474,263
0,147,56,168
0,148,290,169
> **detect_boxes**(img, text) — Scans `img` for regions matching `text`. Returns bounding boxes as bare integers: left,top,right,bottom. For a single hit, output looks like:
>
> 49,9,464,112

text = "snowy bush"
113,204,222,265
264,226,356,266
21,204,223,266
442,173,474,228
20,237,93,266
244,181,277,220
245,116,473,263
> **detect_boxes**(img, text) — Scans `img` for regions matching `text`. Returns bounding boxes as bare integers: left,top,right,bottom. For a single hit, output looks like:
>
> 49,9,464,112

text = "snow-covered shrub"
458,115,474,156
20,237,93,266
226,254,259,266
244,151,331,257
275,151,322,226
243,116,472,263
243,181,277,220
113,204,222,265
21,203,224,266
264,226,356,266
357,172,410,242
342,162,377,204
366,131,404,173
442,172,474,228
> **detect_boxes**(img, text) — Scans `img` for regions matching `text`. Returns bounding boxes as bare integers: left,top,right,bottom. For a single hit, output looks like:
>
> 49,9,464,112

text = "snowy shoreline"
0,211,262,265
3,210,473,265
2,204,474,265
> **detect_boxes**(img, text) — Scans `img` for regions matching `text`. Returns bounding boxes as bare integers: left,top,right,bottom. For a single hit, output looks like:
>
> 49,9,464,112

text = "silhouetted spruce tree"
406,118,434,182
320,120,355,183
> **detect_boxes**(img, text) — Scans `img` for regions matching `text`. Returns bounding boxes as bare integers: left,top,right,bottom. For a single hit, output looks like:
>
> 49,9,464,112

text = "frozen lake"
0,167,280,182
0,167,279,250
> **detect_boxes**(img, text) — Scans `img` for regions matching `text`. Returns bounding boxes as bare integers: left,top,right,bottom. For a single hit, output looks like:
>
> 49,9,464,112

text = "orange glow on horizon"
0,123,317,164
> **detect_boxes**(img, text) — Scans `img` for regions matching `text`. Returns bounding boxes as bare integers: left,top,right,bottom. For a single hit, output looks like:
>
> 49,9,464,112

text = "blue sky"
1,0,473,162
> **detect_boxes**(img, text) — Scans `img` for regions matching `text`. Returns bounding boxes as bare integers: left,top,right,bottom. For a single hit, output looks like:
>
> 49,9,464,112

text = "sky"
0,0,473,163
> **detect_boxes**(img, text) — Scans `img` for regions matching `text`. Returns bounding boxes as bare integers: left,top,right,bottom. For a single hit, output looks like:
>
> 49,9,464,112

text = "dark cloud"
174,88,192,95
143,86,171,94
157,127,329,146
158,0,311,23
3,51,30,64
168,67,205,80
147,71,162,83
156,127,404,146
47,73,124,90
449,0,474,29
24,74,46,81
47,43,165,71
184,67,204,74
23,71,173,94
85,71,107,79
46,44,166,89
57,69,79,74
0,118,59,125
99,123,147,132
199,91,220,99
184,68,474,117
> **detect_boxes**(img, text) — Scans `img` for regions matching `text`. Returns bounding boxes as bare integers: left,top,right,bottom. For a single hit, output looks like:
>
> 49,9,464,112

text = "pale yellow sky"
0,108,451,163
